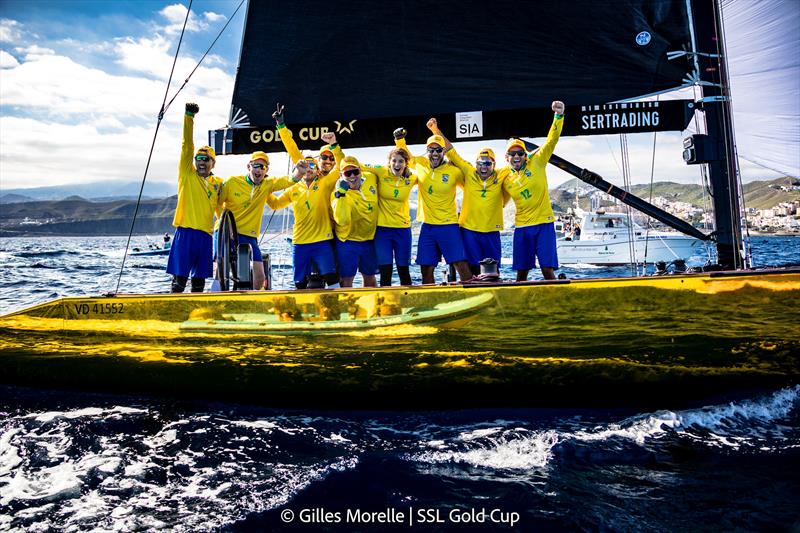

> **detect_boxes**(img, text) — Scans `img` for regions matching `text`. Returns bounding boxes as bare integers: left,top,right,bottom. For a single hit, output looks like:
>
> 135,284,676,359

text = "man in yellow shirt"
166,102,223,293
427,119,507,276
266,132,342,290
394,129,473,284
331,156,380,287
217,151,299,289
501,100,565,281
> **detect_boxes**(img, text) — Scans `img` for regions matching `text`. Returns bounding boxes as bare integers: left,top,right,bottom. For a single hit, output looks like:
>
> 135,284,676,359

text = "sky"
0,0,786,193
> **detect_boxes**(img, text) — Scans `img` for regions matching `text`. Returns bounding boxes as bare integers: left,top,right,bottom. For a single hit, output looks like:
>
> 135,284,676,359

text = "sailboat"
0,0,797,408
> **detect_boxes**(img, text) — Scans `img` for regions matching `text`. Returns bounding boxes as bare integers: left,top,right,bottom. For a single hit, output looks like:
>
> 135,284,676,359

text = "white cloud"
15,44,55,59
159,3,211,35
0,49,19,68
0,19,23,43
204,12,226,23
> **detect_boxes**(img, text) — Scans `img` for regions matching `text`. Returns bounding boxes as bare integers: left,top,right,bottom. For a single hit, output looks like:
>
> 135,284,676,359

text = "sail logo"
456,111,483,139
580,102,660,131
636,31,651,46
334,120,357,134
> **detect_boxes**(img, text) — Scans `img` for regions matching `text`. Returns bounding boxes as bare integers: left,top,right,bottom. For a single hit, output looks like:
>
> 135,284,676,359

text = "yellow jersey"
363,164,417,228
331,170,379,241
500,116,564,227
446,149,507,232
218,174,294,237
267,172,339,244
395,138,463,225
172,112,222,234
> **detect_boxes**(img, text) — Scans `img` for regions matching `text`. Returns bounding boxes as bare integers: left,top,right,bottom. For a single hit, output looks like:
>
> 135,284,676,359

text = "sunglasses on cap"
507,150,526,157
343,168,361,178
195,155,211,162
427,147,443,154
319,154,335,161
250,163,266,169
476,160,493,166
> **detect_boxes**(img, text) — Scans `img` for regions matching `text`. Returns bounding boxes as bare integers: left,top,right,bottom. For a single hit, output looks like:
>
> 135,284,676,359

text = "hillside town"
555,179,800,235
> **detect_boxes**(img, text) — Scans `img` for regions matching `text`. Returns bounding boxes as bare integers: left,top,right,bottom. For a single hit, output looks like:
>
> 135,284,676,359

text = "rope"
618,134,637,276
114,0,193,294
162,0,247,117
642,100,659,273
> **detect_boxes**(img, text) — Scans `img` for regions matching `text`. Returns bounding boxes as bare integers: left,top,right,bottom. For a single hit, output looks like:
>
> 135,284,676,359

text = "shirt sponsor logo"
442,174,449,183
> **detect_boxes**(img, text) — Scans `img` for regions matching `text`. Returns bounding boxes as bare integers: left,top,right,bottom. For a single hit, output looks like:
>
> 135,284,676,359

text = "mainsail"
213,0,697,153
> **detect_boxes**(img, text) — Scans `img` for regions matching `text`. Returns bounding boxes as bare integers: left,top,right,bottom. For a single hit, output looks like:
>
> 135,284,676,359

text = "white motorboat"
557,212,702,265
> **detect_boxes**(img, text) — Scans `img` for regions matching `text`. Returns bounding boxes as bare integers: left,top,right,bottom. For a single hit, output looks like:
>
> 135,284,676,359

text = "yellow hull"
1,269,798,408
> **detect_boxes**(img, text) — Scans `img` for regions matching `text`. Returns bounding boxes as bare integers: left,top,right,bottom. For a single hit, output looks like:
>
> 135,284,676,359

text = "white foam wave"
414,429,560,470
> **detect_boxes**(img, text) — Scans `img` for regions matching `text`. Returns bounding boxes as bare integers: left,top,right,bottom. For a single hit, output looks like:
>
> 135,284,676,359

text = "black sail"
217,0,694,153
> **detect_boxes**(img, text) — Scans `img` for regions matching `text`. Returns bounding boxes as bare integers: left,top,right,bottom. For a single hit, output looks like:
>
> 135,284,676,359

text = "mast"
689,0,745,269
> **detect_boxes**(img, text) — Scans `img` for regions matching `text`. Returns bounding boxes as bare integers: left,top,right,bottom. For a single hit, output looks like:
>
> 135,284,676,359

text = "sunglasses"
343,169,361,178
476,160,493,166
319,155,335,161
427,147,443,154
307,162,317,169
508,150,526,157
250,163,266,169
195,155,211,162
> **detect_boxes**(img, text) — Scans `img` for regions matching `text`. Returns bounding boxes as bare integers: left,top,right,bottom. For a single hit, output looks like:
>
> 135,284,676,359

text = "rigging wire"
162,0,247,117
642,96,660,275
113,0,193,295
618,134,638,276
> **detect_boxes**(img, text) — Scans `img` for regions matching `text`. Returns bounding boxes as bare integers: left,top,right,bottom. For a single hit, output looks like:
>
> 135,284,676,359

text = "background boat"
557,211,702,265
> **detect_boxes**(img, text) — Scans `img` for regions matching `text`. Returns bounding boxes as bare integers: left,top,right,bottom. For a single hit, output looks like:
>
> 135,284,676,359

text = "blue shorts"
416,223,466,266
461,228,501,266
337,239,378,278
512,223,558,270
237,235,263,262
374,226,412,266
166,226,213,279
293,240,336,284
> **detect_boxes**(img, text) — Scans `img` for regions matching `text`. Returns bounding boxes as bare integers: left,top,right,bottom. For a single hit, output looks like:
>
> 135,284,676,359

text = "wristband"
554,113,564,119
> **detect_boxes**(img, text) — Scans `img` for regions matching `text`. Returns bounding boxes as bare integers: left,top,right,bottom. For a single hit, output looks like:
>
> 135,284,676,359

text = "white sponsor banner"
456,111,483,139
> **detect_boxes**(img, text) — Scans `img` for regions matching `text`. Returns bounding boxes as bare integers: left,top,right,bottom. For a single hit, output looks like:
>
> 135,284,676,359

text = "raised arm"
427,117,474,177
532,100,565,166
180,102,199,177
273,103,303,164
393,128,427,167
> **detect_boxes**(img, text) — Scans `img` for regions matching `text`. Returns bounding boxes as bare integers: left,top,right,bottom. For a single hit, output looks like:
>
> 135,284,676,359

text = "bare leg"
421,265,436,284
252,261,265,290
516,270,529,282
454,260,473,282
362,274,377,287
541,267,556,280
340,276,355,288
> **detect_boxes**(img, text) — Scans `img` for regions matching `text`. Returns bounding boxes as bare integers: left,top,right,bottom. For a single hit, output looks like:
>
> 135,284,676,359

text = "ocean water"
1,235,799,531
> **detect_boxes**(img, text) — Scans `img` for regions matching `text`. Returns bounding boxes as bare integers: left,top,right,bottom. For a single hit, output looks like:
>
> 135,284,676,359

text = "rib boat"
1,0,797,407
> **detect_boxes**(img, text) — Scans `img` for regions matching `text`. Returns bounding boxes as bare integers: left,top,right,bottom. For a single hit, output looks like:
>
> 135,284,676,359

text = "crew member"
217,151,300,289
331,156,380,288
166,102,223,293
362,148,417,286
501,100,565,281
427,119,507,276
394,127,472,284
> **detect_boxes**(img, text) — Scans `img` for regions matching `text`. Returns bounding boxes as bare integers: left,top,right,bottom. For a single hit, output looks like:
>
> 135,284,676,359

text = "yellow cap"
426,134,445,148
249,151,269,164
505,139,526,153
477,148,495,162
340,155,360,171
196,145,216,160
319,145,334,156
